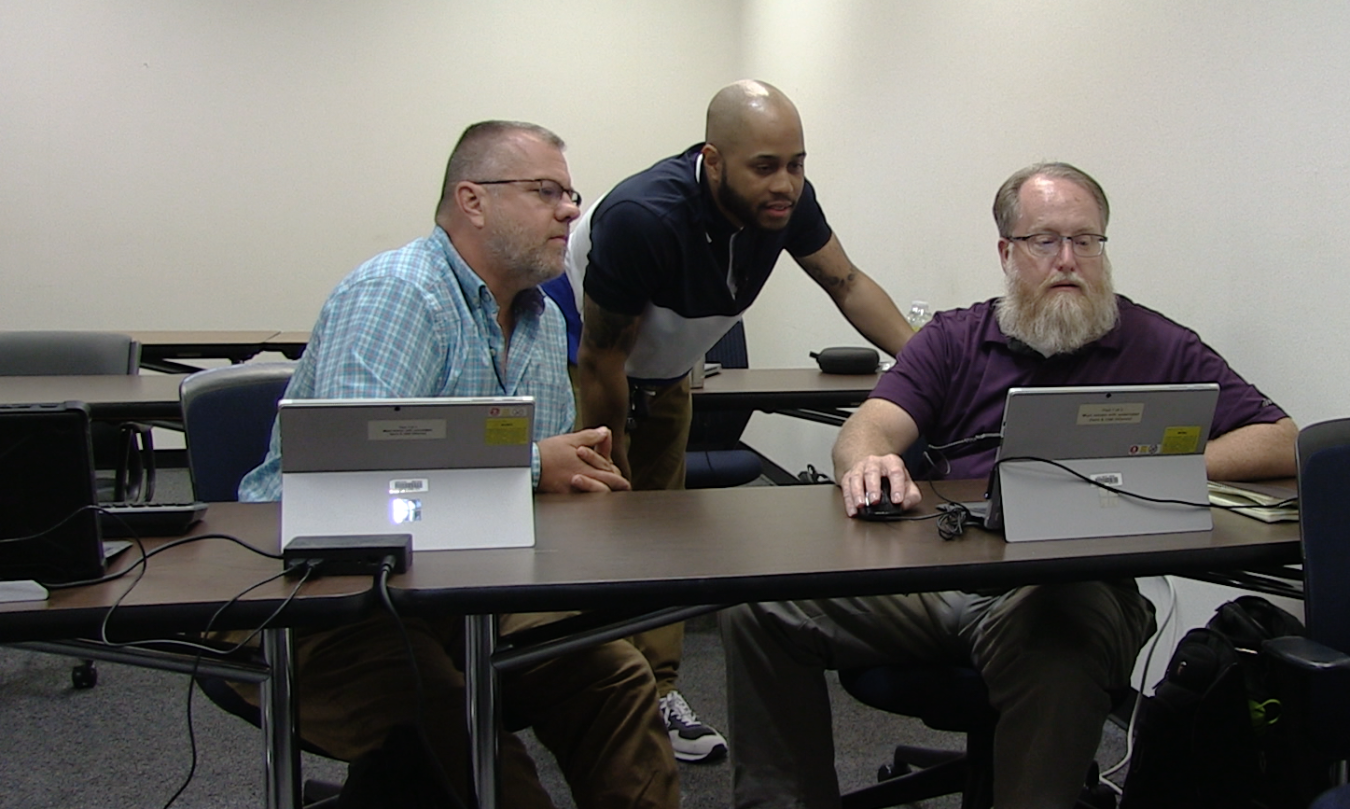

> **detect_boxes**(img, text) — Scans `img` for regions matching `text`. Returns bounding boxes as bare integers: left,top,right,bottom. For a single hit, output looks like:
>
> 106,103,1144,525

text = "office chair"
179,361,295,501
838,664,997,808
0,330,154,501
835,437,998,808
178,361,345,806
837,439,1117,809
1263,417,1350,787
1313,785,1350,809
685,321,763,488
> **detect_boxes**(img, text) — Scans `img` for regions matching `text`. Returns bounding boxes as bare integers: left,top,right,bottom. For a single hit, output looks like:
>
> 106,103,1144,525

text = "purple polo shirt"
870,296,1288,480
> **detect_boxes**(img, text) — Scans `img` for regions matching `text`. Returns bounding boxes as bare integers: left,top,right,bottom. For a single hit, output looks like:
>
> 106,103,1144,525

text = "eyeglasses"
471,178,582,208
1007,233,1108,258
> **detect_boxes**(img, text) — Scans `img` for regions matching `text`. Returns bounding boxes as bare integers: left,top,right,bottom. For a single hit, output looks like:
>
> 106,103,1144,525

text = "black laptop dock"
283,533,412,577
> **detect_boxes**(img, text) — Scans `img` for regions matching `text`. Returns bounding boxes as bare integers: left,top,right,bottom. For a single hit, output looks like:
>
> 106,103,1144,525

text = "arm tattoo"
583,303,640,353
803,260,858,292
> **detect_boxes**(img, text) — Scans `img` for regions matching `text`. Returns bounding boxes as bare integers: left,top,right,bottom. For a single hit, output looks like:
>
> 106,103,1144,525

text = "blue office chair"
179,361,295,501
1313,785,1350,809
0,330,154,501
685,321,763,488
1263,417,1350,784
178,361,346,806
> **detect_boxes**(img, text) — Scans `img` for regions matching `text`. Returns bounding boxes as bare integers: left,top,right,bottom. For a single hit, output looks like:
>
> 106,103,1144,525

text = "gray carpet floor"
0,614,1129,809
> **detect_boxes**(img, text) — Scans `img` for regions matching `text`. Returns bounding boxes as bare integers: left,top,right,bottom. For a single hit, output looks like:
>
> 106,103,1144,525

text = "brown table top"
0,483,1300,642
0,502,370,643
691,367,881,411
0,367,880,423
261,332,311,360
129,330,282,370
265,331,311,345
385,480,1299,614
0,374,184,420
127,330,281,346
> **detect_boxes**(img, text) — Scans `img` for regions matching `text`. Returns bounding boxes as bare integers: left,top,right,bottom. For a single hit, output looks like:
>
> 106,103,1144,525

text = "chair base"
841,742,1117,809
842,737,993,809
303,778,343,808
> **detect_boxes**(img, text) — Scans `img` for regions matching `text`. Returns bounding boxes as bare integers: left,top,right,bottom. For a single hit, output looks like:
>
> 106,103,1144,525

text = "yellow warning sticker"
1160,425,1202,455
485,417,530,446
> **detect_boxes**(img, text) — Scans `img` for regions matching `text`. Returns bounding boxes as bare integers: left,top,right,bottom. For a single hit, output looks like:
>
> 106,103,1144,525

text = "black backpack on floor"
1120,595,1334,809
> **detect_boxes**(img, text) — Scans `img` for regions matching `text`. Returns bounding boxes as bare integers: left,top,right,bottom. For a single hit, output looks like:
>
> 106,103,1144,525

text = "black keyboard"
99,502,209,538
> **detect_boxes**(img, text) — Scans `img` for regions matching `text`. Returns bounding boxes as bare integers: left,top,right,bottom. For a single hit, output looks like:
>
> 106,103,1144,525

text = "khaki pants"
237,612,678,809
721,582,1156,809
625,377,693,695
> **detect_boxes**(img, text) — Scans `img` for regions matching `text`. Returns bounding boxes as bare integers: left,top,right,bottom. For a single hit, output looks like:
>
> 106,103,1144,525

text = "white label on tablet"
389,478,429,494
1076,403,1145,425
368,419,447,440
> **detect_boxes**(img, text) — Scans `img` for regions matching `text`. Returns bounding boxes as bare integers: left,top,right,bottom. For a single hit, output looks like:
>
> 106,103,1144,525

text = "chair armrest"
1262,636,1350,672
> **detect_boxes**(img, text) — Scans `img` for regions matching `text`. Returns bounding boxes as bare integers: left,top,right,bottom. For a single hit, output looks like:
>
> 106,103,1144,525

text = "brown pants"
625,377,693,695
239,612,678,809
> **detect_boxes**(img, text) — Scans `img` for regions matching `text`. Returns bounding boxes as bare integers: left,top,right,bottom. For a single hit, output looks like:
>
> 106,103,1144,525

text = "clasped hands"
538,426,632,493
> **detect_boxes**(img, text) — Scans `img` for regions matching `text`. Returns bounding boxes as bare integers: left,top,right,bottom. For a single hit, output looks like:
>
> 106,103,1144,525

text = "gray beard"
485,223,565,289
996,263,1120,356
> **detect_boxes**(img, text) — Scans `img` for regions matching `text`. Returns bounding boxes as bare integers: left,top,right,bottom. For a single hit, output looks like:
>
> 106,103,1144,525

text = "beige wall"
0,0,741,328
3,0,1347,475
738,0,1350,475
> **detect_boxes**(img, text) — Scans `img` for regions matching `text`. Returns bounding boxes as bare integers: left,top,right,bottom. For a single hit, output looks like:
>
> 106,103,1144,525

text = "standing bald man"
541,80,914,763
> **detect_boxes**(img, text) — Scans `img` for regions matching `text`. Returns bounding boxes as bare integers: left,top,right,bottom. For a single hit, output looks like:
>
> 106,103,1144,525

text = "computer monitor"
0,402,106,583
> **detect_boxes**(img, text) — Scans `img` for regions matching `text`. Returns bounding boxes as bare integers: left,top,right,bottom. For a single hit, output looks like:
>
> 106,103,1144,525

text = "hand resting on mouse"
836,452,922,518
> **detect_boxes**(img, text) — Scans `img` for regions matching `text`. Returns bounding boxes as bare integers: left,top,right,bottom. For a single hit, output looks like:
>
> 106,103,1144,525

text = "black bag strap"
1208,595,1305,652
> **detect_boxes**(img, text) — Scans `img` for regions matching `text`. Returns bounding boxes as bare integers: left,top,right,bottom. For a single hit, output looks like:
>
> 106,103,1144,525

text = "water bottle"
906,300,931,330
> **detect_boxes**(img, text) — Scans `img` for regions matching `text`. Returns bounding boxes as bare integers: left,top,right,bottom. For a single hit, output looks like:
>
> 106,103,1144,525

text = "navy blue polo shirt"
546,143,833,380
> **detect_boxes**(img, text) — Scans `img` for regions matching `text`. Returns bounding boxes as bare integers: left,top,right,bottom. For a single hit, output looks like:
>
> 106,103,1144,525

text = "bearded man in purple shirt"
721,162,1297,809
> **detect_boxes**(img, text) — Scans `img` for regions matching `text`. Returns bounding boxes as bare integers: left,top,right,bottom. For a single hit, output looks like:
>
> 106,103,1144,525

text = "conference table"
0,502,375,809
130,330,283,373
692,367,880,419
0,482,1300,808
125,330,313,371
0,367,883,425
263,331,311,360
0,373,185,421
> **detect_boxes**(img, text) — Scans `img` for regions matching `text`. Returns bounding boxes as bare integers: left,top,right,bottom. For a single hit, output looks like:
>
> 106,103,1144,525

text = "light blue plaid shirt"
238,227,574,502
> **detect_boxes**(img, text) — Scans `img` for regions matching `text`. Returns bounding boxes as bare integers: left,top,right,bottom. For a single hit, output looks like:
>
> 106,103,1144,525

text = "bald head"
705,80,803,156
700,80,808,231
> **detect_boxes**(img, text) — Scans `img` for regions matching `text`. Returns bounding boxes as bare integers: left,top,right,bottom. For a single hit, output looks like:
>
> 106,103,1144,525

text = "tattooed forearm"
803,262,857,291
582,298,640,353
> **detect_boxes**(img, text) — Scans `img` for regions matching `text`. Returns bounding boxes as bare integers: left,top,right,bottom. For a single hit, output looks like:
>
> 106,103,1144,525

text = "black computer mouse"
857,478,909,521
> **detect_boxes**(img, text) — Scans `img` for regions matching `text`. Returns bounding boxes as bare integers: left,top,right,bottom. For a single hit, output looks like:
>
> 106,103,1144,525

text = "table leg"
466,614,499,809
261,627,300,809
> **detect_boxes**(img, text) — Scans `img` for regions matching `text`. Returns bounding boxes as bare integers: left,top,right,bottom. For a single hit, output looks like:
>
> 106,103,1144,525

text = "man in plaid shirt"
239,121,677,809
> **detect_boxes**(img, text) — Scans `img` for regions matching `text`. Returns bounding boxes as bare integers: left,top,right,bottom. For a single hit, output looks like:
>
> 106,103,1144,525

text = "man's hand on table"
538,426,633,493
838,454,921,517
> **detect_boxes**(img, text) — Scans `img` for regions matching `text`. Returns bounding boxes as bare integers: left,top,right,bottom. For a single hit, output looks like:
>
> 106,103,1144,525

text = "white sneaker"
659,690,728,763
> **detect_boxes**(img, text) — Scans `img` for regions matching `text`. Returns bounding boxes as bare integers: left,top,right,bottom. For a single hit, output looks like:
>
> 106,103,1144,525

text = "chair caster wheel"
877,761,913,782
1076,761,1117,808
72,661,98,689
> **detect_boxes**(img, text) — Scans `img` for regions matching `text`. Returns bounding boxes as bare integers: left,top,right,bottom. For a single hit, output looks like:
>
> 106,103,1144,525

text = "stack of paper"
1207,480,1299,523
